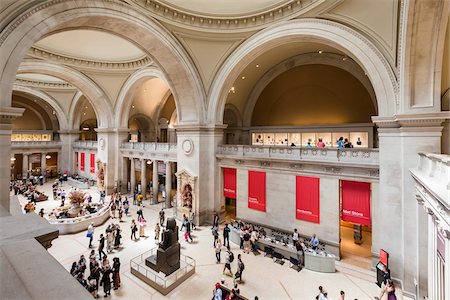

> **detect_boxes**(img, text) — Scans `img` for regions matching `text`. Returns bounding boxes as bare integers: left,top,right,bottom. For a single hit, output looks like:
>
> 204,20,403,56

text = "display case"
301,132,316,147
316,132,332,147
332,132,350,147
288,133,301,146
275,133,288,146
350,132,368,148
264,133,275,145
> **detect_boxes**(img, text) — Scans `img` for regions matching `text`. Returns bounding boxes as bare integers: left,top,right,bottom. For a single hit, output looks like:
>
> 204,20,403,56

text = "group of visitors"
70,253,121,298
12,180,48,202
109,192,130,221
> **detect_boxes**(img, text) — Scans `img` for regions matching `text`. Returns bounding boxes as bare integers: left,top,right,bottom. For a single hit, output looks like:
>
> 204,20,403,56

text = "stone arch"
12,84,69,130
154,89,174,126
115,67,171,128
17,60,111,128
208,18,397,124
0,0,205,125
242,52,377,126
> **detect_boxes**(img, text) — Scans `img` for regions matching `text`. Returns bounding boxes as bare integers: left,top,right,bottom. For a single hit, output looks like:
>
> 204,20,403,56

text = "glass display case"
332,132,350,147
288,133,301,146
301,133,316,147
275,133,288,146
350,132,368,148
316,132,332,147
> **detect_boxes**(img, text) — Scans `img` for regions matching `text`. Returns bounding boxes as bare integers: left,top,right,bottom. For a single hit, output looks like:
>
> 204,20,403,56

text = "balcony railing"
11,140,61,149
413,152,450,207
217,145,379,166
73,140,98,149
121,142,177,152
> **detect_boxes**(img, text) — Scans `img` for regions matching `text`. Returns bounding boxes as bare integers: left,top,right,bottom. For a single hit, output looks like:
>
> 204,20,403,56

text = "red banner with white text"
248,171,266,211
296,176,320,223
223,168,237,198
80,152,85,171
90,153,95,174
341,180,371,226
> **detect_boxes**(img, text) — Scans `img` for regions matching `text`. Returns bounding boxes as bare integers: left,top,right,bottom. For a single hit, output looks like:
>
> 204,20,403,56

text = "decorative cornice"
373,112,450,128
27,47,152,71
15,78,74,89
0,107,25,123
132,0,322,32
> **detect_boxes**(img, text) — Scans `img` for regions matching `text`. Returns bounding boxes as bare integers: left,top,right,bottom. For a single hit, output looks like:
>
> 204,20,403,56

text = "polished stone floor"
16,181,409,300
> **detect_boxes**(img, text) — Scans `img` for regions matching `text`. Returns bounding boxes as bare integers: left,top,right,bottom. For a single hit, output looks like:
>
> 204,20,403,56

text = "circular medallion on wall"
99,138,105,150
182,139,194,156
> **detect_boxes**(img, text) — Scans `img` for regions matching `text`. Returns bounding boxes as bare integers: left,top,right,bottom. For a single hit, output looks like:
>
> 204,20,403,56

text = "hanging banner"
248,170,266,211
296,176,320,223
341,180,371,226
75,152,78,169
223,168,237,198
90,153,95,174
80,152,85,171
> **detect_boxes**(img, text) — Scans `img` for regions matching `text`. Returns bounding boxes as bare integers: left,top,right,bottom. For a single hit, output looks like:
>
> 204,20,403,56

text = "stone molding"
373,112,450,129
15,77,74,89
0,107,25,124
28,46,152,71
131,0,323,32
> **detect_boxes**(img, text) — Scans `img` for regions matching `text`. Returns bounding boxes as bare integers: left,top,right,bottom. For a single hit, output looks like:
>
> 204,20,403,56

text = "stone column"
165,161,172,208
152,160,158,205
130,158,135,193
427,210,436,300
58,130,80,175
41,153,47,182
175,125,226,224
373,114,446,296
22,152,30,178
0,107,24,215
141,158,146,199
120,157,129,194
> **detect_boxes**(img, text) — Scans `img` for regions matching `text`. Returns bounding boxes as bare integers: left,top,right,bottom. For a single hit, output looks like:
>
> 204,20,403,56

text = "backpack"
229,251,234,263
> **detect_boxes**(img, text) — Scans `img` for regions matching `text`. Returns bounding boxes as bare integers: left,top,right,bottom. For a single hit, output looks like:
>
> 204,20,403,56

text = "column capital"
58,129,80,135
0,107,25,124
174,124,227,133
372,112,450,129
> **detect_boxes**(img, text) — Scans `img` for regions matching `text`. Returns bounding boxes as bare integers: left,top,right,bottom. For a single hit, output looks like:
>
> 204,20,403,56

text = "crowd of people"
70,253,121,298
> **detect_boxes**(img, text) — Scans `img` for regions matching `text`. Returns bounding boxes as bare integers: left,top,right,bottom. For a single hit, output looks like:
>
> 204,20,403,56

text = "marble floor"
16,182,410,300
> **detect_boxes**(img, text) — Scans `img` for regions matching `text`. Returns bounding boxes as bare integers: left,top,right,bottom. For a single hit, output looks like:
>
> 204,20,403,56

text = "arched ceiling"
34,29,146,62
16,73,66,83
225,42,347,114
157,0,290,16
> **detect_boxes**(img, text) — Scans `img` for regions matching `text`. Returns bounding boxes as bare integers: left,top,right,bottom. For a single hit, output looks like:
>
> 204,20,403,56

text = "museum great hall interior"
0,0,449,299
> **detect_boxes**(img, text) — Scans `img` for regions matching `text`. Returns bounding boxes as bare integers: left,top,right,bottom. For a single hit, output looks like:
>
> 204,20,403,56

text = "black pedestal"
145,243,180,276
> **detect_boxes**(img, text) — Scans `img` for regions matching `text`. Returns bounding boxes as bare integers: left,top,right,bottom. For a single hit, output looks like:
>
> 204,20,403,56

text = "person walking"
118,205,123,222
87,222,95,248
98,234,106,260
223,246,234,276
213,283,222,300
106,230,113,253
130,219,138,240
215,238,222,263
234,254,244,283
155,223,161,243
137,207,144,221
110,202,116,219
223,223,230,248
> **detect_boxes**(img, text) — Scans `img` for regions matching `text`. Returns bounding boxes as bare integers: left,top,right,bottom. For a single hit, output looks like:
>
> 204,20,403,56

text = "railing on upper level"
412,152,450,208
120,142,178,161
73,140,98,149
121,142,177,152
11,140,61,149
217,145,379,166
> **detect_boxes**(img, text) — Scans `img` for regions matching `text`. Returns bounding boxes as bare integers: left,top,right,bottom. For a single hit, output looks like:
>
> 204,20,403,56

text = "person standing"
137,207,144,221
118,205,123,222
292,228,299,244
130,219,138,240
186,217,193,242
250,229,258,252
159,208,165,226
114,226,121,248
189,210,196,230
295,240,304,268
213,283,222,300
310,234,319,250
98,234,106,260
101,266,112,297
38,208,45,218
212,211,219,228
212,226,219,247
106,229,113,253
112,257,121,290
339,290,345,300
223,223,230,248
155,223,161,243
110,202,116,219
215,238,222,263
379,279,397,300
243,229,251,254
87,222,95,248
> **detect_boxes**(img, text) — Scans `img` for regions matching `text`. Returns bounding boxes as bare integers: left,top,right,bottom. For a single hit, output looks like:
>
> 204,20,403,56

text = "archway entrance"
339,180,372,269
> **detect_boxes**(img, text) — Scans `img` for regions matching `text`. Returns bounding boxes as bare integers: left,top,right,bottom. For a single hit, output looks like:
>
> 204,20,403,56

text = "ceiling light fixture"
82,127,90,131
146,160,152,165
10,157,16,161
132,105,135,109
342,56,347,61
318,50,323,54
83,112,86,116
46,155,51,159
255,64,260,68
229,86,236,94
241,76,246,80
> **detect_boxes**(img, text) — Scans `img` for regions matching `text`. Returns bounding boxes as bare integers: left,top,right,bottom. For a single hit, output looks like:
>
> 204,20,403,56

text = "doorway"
224,197,236,222
339,180,372,270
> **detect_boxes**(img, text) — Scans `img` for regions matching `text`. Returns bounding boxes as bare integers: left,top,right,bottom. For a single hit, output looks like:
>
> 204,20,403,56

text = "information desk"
230,228,336,273
67,177,90,189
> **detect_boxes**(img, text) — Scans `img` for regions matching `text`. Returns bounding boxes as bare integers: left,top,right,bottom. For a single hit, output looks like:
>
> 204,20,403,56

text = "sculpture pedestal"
145,243,180,276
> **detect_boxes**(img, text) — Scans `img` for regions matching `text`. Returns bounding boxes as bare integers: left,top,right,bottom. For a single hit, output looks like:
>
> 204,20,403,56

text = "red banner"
296,176,320,223
80,152,85,171
75,152,78,168
341,180,371,226
248,171,266,211
223,168,237,198
90,153,95,174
